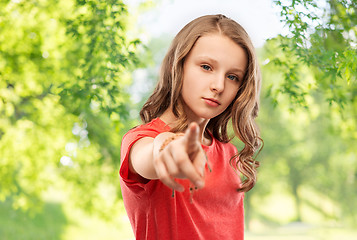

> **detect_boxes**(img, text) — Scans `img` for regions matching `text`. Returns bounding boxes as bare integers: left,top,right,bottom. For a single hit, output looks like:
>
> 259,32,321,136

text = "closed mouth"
203,98,221,105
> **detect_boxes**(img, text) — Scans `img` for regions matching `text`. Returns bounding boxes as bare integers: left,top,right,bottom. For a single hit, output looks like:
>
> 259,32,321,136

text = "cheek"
182,71,203,91
181,78,194,100
224,97,236,110
226,87,239,102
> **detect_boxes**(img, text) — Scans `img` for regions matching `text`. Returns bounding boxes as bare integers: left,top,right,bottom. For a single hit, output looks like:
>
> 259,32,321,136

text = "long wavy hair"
140,14,263,192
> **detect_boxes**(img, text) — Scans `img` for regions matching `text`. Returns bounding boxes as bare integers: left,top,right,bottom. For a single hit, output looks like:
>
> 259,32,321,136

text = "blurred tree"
247,0,357,227
0,0,144,219
271,0,356,108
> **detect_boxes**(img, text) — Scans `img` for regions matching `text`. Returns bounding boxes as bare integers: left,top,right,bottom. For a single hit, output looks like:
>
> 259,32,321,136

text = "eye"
201,64,211,71
227,75,239,81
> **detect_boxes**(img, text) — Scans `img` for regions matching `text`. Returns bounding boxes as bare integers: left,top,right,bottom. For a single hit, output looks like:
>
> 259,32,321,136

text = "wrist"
159,133,185,152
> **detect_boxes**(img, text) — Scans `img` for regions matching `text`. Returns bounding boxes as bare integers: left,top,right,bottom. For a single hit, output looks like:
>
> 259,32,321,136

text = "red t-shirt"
119,118,244,240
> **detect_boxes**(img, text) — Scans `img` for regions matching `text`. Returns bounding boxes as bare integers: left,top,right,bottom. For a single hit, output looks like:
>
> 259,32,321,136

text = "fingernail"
195,180,204,189
177,186,185,192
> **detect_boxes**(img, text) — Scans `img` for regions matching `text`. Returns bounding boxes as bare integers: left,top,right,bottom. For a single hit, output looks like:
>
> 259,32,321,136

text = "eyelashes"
227,75,239,81
201,64,211,71
200,64,240,82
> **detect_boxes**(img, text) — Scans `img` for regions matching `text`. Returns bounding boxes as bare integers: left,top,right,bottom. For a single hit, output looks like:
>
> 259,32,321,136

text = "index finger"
184,122,200,149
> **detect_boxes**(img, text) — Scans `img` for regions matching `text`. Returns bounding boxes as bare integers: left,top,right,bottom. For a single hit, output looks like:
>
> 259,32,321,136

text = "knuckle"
175,157,187,167
158,171,170,181
153,156,161,165
167,144,174,152
169,168,179,177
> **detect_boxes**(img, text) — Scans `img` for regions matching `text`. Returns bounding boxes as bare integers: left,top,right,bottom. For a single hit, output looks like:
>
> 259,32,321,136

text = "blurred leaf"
0,0,146,220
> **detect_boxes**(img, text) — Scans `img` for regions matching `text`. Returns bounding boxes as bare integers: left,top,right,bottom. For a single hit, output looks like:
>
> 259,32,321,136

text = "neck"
159,108,211,146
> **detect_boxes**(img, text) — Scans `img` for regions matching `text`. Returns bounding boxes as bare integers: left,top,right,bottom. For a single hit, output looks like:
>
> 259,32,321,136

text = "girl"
120,14,262,240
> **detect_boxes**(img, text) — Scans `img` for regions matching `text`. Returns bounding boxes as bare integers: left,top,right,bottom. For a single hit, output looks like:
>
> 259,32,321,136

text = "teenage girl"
120,14,262,240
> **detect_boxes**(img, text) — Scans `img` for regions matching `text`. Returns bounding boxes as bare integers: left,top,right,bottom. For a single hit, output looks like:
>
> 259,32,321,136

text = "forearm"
129,132,176,180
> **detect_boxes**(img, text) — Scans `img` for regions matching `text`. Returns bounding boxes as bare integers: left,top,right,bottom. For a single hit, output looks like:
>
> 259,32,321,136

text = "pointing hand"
153,122,207,192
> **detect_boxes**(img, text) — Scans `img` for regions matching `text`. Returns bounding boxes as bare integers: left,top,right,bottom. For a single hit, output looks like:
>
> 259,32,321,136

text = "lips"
203,98,221,107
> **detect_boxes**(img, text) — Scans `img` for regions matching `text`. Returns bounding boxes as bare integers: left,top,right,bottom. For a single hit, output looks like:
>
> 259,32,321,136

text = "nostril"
210,83,224,92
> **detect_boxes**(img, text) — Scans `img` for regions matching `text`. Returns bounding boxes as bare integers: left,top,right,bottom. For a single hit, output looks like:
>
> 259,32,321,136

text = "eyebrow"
196,56,245,74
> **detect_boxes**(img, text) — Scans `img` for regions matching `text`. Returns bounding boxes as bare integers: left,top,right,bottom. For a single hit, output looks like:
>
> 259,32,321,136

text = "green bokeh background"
0,0,356,239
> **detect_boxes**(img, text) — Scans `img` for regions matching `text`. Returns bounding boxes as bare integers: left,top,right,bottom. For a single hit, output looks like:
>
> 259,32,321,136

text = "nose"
210,74,225,93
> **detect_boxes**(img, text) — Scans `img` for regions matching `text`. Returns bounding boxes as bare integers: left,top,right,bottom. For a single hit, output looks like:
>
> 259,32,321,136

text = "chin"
195,112,221,120
185,106,222,121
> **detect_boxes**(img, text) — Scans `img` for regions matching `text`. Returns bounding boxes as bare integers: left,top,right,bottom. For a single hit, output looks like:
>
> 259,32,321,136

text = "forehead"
187,33,247,70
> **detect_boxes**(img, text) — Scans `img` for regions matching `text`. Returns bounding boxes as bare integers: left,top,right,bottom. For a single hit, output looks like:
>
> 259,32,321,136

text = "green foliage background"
0,0,356,239
0,0,141,220
245,0,357,230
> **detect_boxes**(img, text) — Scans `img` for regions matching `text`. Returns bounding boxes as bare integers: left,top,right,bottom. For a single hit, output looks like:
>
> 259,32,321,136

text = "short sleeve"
119,128,159,185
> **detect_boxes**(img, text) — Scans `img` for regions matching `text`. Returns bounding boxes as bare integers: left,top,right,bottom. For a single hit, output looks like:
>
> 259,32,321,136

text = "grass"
0,200,67,240
0,199,134,240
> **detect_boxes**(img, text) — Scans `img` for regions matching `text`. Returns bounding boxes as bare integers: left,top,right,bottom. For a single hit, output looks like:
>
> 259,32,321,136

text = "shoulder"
123,118,170,143
119,118,170,184
219,140,238,152
121,118,171,161
203,136,239,166
212,137,239,157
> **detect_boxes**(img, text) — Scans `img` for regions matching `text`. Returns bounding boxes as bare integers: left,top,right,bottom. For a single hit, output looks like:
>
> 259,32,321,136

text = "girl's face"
181,33,247,122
